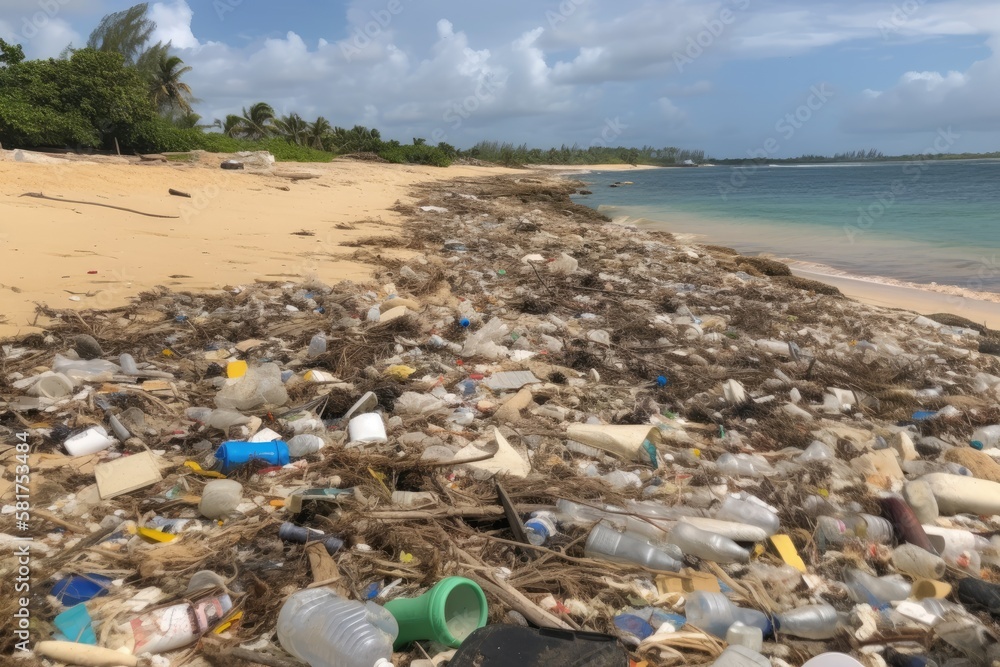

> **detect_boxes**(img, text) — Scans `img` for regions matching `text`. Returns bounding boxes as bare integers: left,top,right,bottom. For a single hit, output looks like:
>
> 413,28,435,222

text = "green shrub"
378,143,451,167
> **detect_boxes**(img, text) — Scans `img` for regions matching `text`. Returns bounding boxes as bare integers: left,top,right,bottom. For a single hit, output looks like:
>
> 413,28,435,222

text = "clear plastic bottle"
584,523,682,572
277,588,397,667
892,544,947,580
774,604,840,639
684,591,770,639
524,512,558,546
307,334,327,358
971,425,1000,449
815,513,894,548
667,522,749,564
844,569,912,606
715,496,780,536
726,622,763,652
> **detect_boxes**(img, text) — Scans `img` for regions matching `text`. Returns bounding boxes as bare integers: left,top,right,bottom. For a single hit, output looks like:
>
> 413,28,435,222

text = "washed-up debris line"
3,172,1000,667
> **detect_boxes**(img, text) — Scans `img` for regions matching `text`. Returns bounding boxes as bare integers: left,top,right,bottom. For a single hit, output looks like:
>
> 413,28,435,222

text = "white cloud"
658,97,687,129
149,1,199,49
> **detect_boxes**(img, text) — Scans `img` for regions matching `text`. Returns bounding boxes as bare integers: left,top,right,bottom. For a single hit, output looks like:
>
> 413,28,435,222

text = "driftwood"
273,171,321,181
168,188,192,198
139,153,168,162
19,192,180,219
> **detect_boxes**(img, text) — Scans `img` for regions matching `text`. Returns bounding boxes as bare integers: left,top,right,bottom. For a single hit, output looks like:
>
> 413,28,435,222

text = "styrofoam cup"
348,413,387,443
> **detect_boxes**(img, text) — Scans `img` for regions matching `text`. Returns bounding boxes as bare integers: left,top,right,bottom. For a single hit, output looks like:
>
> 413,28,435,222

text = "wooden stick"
19,192,180,219
34,508,88,534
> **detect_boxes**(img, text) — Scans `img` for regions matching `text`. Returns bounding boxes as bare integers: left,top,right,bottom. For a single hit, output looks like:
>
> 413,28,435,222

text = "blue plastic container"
215,440,290,474
51,574,113,607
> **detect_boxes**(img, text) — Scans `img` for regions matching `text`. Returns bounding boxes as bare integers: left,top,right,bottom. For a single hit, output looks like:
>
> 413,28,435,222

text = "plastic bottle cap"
656,375,668,386
971,440,984,450
459,318,470,327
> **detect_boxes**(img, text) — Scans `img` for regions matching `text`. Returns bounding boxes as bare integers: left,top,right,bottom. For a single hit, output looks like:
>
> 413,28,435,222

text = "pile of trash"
3,172,1000,667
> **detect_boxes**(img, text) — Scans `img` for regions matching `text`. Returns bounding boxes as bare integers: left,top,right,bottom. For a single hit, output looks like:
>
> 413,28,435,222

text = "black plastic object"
879,497,937,554
496,481,533,560
278,522,343,555
957,577,1000,616
449,625,629,667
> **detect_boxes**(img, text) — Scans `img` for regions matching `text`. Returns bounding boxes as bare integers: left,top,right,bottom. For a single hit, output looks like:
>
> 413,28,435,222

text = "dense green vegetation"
464,141,705,166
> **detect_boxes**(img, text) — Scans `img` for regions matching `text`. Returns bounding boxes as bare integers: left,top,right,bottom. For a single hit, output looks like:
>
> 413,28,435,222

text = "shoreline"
590,210,1000,330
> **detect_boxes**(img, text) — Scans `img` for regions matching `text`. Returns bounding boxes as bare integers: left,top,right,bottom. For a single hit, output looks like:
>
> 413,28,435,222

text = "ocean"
574,160,1000,294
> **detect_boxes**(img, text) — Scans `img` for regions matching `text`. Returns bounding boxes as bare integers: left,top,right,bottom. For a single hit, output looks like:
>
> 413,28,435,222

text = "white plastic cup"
28,372,75,399
348,413,388,443
64,426,117,456
199,480,243,519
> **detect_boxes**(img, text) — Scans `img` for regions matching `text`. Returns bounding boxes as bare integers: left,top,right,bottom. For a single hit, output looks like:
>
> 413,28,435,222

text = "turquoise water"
575,160,1000,292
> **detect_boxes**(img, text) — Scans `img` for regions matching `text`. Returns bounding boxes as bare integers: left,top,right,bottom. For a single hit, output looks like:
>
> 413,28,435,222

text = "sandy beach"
2,154,998,339
0,154,517,339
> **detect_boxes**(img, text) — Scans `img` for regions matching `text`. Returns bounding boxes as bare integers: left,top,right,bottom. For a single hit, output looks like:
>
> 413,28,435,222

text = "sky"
1,0,999,158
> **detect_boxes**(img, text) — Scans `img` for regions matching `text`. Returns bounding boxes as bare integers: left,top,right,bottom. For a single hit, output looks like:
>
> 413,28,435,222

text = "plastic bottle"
524,513,558,546
711,645,770,667
923,526,991,572
214,440,290,474
307,334,327,358
667,522,749,563
119,594,232,654
715,453,772,478
844,569,912,606
774,604,840,639
684,591,770,639
287,434,325,457
279,522,344,555
726,622,763,652
892,544,947,580
556,499,674,547
277,588,397,667
815,514,894,548
715,496,780,536
971,425,1000,449
583,523,682,572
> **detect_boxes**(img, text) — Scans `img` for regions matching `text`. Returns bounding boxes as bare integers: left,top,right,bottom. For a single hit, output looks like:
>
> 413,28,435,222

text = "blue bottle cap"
656,375,668,387
459,318,471,327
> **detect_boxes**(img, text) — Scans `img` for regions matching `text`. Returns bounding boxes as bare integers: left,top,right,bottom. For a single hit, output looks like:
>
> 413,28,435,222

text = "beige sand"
792,267,1000,329
0,154,515,339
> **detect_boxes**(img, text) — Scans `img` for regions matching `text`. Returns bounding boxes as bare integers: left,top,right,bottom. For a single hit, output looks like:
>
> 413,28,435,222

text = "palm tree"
274,113,309,145
306,116,333,150
148,53,194,115
239,102,276,140
217,114,245,138
87,3,155,66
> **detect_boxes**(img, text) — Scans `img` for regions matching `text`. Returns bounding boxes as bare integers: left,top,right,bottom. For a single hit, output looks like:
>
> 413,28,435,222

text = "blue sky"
2,0,998,158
